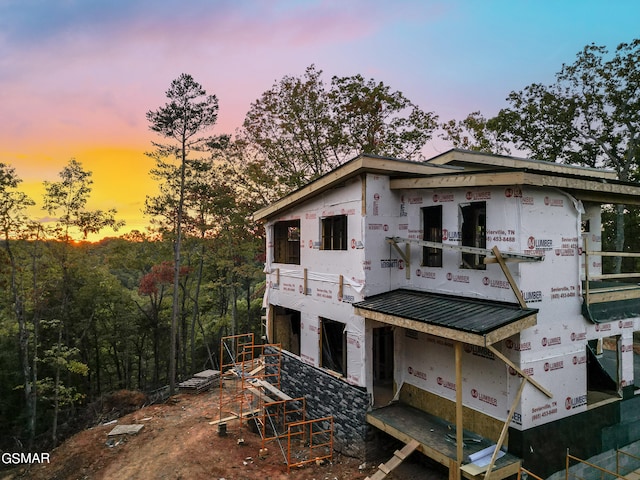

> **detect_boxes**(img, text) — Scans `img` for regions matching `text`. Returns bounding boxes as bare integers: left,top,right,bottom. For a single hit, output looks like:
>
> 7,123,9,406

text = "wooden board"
366,404,521,480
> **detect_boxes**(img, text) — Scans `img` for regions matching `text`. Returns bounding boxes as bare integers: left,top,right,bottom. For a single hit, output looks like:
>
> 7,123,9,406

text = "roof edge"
253,154,456,221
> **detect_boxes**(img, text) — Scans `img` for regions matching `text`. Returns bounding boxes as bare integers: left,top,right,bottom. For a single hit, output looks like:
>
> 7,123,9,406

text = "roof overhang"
252,154,458,222
390,170,640,206
426,149,618,180
353,289,538,347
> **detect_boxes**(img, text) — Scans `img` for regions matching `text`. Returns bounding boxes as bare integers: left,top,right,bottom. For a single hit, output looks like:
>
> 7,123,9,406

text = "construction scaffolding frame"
287,416,334,472
260,397,306,447
217,333,335,470
218,333,283,426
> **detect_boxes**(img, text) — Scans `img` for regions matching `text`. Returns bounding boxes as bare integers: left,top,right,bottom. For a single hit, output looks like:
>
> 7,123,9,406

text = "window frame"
320,318,347,376
460,201,487,270
422,205,443,267
321,215,348,251
273,220,301,264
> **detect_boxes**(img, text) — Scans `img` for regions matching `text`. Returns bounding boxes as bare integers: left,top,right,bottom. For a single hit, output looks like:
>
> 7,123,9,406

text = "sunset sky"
2,0,639,241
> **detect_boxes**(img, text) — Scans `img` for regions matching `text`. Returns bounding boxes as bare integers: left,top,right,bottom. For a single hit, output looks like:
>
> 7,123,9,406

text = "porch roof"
353,289,538,347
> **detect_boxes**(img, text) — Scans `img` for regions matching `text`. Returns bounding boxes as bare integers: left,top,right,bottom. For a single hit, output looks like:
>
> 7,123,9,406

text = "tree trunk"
191,242,205,371
231,283,238,338
5,238,35,448
169,141,187,395
52,326,63,446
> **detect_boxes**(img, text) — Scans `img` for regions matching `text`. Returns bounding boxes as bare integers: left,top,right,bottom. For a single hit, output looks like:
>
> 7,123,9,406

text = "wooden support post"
303,268,308,295
405,243,411,280
339,275,344,301
276,268,280,285
361,174,367,216
454,341,463,480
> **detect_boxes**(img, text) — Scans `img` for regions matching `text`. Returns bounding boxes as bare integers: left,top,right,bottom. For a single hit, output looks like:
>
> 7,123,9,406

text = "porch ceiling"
353,289,538,347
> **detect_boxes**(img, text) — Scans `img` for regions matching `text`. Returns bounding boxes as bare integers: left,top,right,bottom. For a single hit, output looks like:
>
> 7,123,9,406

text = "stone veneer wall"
266,347,371,458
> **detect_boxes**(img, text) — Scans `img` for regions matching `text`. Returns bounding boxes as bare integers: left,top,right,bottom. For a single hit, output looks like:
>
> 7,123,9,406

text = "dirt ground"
1,386,448,480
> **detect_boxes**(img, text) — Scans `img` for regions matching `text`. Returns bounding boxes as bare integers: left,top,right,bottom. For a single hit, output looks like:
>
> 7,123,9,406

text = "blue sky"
1,0,638,237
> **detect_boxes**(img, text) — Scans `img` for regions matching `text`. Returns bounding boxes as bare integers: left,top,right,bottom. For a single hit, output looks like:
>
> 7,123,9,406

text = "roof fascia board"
390,171,640,205
427,149,617,180
253,156,455,221
353,306,536,347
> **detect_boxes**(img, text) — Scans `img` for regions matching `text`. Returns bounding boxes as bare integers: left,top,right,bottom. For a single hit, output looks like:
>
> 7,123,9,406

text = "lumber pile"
178,370,221,393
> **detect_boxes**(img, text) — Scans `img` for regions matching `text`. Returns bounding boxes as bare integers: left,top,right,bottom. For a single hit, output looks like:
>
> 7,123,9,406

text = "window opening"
460,202,486,270
587,336,621,405
321,215,347,250
274,220,300,264
320,318,346,376
273,306,301,356
422,205,443,267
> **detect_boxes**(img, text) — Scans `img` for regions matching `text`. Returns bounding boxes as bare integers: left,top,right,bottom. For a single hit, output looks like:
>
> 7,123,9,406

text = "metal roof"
353,289,538,344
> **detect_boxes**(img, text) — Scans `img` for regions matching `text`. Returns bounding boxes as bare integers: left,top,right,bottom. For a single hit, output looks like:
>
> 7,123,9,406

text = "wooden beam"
391,172,526,190
387,236,543,263
355,308,537,347
406,243,411,280
387,238,409,263
586,289,640,303
483,315,537,345
390,171,640,206
455,341,463,480
425,149,617,180
491,246,527,308
361,174,367,216
484,378,527,480
253,155,454,221
339,275,344,301
354,308,486,346
303,268,307,295
487,345,552,399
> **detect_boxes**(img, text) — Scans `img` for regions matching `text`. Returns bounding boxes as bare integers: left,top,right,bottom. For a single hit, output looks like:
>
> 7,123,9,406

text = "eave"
390,170,640,206
426,149,618,180
252,154,457,222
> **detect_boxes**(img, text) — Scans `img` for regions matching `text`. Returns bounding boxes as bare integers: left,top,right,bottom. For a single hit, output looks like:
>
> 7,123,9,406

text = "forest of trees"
1,39,640,454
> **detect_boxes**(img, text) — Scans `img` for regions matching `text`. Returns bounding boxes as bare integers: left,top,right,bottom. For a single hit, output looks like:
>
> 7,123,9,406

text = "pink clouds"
2,0,639,240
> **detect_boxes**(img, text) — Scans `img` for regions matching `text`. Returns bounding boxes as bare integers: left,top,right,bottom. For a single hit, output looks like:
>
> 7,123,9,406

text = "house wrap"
253,149,640,479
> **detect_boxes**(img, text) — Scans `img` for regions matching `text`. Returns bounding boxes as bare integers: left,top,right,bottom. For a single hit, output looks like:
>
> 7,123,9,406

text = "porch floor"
366,403,521,480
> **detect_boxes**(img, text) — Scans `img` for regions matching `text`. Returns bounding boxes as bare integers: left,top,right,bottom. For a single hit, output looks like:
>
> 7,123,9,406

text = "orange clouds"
5,144,156,242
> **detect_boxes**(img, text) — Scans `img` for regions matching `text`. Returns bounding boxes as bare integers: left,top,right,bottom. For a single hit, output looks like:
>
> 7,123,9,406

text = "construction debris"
107,424,144,436
178,369,221,394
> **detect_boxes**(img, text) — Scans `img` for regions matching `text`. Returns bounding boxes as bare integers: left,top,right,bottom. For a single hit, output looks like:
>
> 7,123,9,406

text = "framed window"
422,205,443,267
274,220,300,264
321,215,347,250
460,202,486,270
320,318,346,376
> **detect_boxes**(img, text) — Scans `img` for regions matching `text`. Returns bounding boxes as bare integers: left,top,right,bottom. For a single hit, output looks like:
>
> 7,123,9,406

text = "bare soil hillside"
1,387,447,480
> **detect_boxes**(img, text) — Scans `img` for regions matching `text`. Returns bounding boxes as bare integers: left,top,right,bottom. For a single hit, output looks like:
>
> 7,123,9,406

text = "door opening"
373,326,394,407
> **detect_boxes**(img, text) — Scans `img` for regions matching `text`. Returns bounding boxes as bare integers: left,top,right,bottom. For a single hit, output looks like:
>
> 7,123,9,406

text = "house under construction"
252,149,640,479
